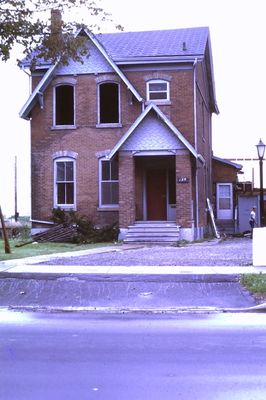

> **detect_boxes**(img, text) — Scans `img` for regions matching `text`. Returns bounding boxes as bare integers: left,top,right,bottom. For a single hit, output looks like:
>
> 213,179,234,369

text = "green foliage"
51,207,119,243
240,273,266,294
0,239,115,261
11,224,31,240
0,0,122,65
51,206,70,225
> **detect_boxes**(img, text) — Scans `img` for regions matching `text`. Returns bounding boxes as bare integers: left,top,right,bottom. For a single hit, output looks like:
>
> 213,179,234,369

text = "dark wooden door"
146,169,166,220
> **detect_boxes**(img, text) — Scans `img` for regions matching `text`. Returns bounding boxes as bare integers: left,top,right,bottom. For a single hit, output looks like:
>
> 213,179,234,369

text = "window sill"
54,205,77,211
145,100,172,106
51,125,77,130
97,206,119,211
96,123,122,128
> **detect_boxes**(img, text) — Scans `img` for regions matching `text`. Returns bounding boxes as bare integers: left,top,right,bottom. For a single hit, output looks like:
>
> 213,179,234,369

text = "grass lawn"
241,273,266,302
0,239,116,261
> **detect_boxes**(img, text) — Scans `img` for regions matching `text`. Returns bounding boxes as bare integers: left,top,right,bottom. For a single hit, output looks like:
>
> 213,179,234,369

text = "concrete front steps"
216,220,236,236
123,221,180,245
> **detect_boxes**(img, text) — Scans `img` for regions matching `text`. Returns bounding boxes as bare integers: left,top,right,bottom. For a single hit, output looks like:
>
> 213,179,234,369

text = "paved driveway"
39,237,252,267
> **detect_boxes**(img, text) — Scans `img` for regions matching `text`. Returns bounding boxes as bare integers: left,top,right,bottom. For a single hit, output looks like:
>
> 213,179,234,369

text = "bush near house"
51,207,119,244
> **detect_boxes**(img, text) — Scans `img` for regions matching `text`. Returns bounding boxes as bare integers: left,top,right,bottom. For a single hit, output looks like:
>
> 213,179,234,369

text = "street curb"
2,303,266,314
0,271,241,282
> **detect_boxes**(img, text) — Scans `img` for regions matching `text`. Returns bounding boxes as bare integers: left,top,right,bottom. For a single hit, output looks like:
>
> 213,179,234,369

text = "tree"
0,0,122,66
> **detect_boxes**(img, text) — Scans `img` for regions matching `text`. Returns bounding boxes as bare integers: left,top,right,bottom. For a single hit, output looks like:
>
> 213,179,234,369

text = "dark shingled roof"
96,27,210,59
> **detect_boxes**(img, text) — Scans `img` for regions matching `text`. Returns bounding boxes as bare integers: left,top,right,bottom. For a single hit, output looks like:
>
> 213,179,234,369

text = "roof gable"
108,103,198,159
19,26,218,119
120,113,187,153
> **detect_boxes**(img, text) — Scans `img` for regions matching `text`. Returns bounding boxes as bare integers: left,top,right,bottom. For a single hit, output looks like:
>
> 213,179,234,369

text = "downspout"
193,57,199,239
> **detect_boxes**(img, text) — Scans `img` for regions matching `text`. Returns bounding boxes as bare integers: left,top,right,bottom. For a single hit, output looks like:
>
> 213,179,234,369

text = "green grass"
0,239,117,261
240,273,266,294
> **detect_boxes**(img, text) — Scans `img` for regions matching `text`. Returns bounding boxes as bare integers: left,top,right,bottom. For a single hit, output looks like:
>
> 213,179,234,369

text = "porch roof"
107,103,199,160
213,156,243,170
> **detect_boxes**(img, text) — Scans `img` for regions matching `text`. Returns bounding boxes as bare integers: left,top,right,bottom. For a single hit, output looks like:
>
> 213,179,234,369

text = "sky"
1,0,266,217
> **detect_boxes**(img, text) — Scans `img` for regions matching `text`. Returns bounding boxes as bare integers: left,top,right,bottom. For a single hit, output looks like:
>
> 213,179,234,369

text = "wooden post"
0,205,11,254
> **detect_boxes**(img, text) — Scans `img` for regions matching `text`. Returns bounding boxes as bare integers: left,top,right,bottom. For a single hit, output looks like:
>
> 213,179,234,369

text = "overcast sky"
1,0,266,217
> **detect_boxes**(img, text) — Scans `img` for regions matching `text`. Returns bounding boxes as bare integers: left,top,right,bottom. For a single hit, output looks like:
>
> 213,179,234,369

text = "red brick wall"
119,151,135,227
176,153,193,228
123,69,195,142
213,161,239,182
29,62,213,231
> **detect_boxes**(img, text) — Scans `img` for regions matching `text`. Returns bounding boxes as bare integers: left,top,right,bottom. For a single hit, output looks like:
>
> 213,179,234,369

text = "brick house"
20,25,221,243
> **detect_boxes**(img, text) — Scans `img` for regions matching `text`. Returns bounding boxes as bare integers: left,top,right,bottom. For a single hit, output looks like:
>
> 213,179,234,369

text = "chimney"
182,41,187,51
50,9,62,36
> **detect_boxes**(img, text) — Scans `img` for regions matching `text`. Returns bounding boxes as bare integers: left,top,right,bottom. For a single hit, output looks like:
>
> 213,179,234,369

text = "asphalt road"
1,311,266,400
0,272,256,310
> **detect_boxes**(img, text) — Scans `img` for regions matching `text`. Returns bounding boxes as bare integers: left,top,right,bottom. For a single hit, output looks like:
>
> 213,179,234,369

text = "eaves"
115,55,204,65
19,62,58,120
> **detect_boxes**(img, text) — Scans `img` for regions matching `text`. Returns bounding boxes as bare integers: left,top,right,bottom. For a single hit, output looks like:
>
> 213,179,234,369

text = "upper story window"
99,157,119,207
98,82,120,125
54,84,75,127
147,80,170,102
54,157,76,209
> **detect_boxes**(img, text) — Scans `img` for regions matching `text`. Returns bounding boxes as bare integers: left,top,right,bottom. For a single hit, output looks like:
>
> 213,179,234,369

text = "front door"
216,183,233,219
146,169,166,220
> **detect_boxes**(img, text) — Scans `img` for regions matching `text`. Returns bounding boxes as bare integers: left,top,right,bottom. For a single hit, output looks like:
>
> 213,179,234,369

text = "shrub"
51,207,118,243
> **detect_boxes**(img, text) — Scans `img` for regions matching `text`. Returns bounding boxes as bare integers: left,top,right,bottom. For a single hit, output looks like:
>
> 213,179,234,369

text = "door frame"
216,183,233,219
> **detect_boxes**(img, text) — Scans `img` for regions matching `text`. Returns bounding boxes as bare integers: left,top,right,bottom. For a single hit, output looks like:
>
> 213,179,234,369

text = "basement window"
54,84,75,127
98,82,120,125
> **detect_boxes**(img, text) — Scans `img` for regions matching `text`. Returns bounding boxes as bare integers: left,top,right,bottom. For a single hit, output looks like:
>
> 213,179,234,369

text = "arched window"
146,80,170,102
54,84,75,126
98,82,119,124
54,157,76,208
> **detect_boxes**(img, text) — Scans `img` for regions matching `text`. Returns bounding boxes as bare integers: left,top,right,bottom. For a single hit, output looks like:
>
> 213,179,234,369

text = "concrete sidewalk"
0,240,266,313
0,239,266,275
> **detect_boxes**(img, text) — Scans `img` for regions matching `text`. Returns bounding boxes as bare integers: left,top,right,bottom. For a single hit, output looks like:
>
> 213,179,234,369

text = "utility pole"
0,205,11,254
15,156,19,222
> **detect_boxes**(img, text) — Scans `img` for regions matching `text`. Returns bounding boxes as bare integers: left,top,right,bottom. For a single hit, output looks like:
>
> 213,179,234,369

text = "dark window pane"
57,183,65,204
101,182,118,205
219,198,231,210
56,162,65,181
102,161,110,181
149,82,167,91
65,162,74,181
56,85,74,125
149,92,167,100
99,83,119,123
66,183,74,204
111,159,118,180
111,182,119,204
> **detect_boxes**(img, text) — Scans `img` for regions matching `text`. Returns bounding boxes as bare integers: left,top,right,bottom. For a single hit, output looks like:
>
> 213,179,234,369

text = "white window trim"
98,158,119,209
146,79,170,103
97,82,121,126
53,84,76,129
53,157,76,210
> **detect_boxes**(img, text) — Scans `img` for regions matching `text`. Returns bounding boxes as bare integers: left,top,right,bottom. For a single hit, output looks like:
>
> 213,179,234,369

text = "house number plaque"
177,177,189,183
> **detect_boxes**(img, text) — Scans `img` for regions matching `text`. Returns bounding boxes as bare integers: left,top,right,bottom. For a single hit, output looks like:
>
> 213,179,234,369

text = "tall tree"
0,0,122,66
